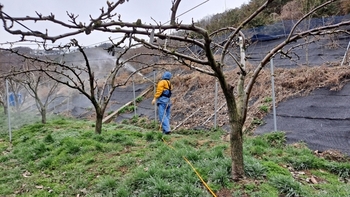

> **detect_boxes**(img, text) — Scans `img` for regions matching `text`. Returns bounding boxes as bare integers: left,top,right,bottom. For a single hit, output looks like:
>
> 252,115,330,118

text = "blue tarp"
9,92,23,107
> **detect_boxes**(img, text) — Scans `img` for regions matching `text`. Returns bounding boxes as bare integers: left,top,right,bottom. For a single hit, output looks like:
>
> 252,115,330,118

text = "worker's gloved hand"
151,98,156,105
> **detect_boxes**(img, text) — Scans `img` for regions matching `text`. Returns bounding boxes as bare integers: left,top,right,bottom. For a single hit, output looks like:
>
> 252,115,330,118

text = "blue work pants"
157,103,171,133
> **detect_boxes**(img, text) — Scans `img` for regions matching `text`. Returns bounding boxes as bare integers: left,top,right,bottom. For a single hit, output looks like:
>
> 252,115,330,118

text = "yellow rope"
162,137,217,197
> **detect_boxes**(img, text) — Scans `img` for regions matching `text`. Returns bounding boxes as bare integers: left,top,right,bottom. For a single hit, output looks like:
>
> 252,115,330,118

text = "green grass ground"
0,114,349,196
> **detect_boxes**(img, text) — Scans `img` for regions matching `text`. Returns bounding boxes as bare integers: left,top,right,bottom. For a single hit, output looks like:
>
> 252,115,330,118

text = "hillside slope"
0,117,349,196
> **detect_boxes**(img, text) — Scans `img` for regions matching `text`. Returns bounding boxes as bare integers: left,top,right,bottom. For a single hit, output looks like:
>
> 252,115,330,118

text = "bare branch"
170,0,181,25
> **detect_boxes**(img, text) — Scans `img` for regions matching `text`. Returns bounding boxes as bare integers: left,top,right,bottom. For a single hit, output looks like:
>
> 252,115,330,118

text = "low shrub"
269,175,304,197
244,157,266,179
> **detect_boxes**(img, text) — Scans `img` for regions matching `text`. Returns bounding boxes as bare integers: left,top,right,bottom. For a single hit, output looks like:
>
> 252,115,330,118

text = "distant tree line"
195,0,350,33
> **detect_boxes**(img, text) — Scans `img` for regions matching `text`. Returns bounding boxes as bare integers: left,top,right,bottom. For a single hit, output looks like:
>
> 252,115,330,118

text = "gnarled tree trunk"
95,106,104,134
218,75,245,180
41,107,47,124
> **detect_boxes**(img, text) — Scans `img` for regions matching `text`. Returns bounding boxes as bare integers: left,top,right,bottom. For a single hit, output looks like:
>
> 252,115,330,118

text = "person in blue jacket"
152,71,172,134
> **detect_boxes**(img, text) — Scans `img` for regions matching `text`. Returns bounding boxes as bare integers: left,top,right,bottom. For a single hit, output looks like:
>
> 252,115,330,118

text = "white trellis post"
67,96,69,112
341,41,350,66
132,75,137,116
270,57,277,131
6,79,12,142
214,79,218,128
213,47,221,128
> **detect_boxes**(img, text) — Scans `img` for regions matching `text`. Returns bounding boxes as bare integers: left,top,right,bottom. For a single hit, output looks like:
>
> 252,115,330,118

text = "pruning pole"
153,70,157,121
6,79,12,142
270,58,277,131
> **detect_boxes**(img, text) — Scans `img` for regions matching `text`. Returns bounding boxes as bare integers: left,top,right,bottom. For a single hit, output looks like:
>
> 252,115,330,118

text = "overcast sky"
0,0,248,48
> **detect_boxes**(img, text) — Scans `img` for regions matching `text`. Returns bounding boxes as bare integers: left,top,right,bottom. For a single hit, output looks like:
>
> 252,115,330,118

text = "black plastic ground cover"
255,83,350,156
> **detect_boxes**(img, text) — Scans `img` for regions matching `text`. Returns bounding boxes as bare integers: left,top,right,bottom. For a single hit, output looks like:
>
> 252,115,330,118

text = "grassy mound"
0,115,349,196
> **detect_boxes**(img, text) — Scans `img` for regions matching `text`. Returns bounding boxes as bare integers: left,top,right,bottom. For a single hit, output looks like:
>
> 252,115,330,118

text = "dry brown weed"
169,65,350,133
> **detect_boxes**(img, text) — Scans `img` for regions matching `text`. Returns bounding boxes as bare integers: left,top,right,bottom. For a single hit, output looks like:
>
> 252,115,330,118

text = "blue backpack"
161,80,172,98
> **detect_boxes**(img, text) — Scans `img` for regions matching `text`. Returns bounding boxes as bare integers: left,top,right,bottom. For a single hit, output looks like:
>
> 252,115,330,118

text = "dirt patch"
314,149,350,162
118,166,129,175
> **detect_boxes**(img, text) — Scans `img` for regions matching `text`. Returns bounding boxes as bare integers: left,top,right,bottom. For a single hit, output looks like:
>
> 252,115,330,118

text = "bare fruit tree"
1,0,349,181
19,69,60,124
1,38,156,134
